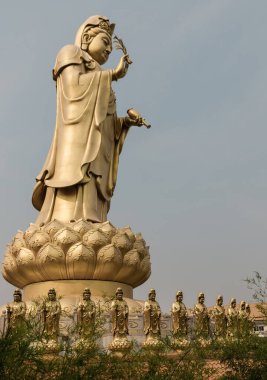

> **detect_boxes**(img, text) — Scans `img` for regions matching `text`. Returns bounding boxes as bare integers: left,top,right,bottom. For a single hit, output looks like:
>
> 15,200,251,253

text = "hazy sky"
1,0,267,312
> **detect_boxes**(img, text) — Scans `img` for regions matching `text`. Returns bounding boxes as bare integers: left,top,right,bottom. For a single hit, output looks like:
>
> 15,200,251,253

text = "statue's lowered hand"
127,108,151,129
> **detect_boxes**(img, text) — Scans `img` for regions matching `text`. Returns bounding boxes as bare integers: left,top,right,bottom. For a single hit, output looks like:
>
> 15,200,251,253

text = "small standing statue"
194,292,210,343
171,290,188,346
73,288,96,350
226,298,238,339
238,300,251,338
245,303,254,335
211,295,227,339
42,288,61,350
77,288,96,338
6,289,26,332
143,289,162,347
109,287,131,352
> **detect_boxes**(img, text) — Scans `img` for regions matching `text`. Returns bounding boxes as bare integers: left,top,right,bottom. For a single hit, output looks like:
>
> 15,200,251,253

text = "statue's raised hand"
112,55,129,81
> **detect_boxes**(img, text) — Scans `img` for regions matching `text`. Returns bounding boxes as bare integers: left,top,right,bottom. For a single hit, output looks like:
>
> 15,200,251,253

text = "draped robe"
32,44,129,223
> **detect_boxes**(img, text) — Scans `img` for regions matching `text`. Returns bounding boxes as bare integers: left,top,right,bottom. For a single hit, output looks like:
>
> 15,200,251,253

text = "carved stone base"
21,279,144,315
143,335,163,349
108,337,132,354
33,339,61,354
72,337,97,352
196,337,211,347
171,337,189,349
2,220,151,290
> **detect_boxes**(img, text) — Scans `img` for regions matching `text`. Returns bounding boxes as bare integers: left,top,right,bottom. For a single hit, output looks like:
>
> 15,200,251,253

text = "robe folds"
32,45,129,223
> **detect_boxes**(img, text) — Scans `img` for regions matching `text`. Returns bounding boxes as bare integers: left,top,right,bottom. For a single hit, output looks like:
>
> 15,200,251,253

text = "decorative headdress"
198,292,205,301
176,290,183,296
230,298,236,305
75,15,115,47
83,288,91,294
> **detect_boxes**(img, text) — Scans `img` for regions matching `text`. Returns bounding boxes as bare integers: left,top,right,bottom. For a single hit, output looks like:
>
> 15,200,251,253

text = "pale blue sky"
1,0,267,311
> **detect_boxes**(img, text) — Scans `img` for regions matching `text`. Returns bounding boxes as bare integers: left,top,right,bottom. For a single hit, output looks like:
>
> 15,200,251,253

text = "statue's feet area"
2,220,151,289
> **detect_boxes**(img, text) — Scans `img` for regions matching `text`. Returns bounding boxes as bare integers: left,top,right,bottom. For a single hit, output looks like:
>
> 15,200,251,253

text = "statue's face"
48,292,56,301
116,291,123,300
199,296,204,304
149,292,156,301
84,292,91,300
14,294,21,302
241,302,245,310
217,298,223,306
177,294,183,302
231,300,236,308
88,32,112,65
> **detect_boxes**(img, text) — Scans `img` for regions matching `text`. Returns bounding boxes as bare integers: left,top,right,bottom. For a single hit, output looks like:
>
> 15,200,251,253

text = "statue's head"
48,288,56,301
176,290,183,302
115,287,123,300
83,288,91,300
13,289,22,302
240,300,246,310
148,288,156,301
245,303,251,314
198,292,205,304
230,298,236,308
217,295,223,306
75,15,115,65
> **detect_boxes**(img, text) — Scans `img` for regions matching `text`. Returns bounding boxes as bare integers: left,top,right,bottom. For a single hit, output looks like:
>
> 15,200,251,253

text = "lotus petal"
94,244,122,280
112,232,133,254
70,219,93,236
114,249,140,283
36,243,66,279
66,242,96,279
83,229,108,251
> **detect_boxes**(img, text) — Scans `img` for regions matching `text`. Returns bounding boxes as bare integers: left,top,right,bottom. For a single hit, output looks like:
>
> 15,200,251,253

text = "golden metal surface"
42,288,61,341
1,15,151,302
109,288,131,352
143,289,162,347
2,220,150,290
226,298,238,338
171,291,188,345
210,295,227,339
193,292,210,340
23,280,133,301
6,289,26,331
77,288,96,338
32,15,148,224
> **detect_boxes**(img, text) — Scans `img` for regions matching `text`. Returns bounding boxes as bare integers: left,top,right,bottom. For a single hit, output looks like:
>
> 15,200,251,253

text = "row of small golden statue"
190,292,254,347
4,288,254,353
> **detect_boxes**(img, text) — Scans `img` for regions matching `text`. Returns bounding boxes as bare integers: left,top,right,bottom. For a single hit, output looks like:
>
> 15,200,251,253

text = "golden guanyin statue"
42,288,61,341
111,288,129,339
194,292,210,340
143,289,161,346
238,300,252,338
32,15,146,225
109,287,131,351
77,288,96,337
226,298,238,338
6,289,26,332
171,291,188,339
2,15,151,308
245,303,254,335
211,295,227,339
